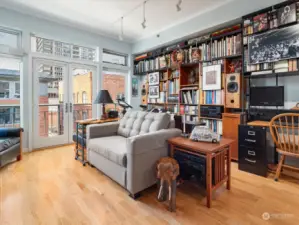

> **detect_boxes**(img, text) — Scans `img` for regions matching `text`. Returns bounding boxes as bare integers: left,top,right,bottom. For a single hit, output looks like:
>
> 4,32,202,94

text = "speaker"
141,85,147,104
225,73,241,108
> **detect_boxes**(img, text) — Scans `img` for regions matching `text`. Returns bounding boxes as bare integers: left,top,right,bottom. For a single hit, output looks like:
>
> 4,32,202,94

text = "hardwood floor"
1,145,299,225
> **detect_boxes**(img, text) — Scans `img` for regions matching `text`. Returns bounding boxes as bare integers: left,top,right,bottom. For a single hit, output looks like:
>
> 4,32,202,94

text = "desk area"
168,137,234,208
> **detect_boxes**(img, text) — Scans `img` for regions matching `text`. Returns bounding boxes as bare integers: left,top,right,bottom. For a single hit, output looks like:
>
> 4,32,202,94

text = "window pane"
103,51,127,66
0,57,21,128
103,74,125,112
0,30,19,49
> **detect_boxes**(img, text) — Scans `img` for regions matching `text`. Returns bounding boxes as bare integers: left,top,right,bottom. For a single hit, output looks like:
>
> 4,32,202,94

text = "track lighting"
176,0,182,12
142,1,147,29
119,17,124,41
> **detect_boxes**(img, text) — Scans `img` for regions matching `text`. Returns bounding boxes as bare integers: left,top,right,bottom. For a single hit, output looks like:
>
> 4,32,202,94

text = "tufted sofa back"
117,110,171,138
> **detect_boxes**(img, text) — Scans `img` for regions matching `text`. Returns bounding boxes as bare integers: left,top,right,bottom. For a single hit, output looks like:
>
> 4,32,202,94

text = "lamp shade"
94,90,113,104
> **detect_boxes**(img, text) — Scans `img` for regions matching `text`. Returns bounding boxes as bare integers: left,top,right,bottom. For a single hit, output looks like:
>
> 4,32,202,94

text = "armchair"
0,128,23,168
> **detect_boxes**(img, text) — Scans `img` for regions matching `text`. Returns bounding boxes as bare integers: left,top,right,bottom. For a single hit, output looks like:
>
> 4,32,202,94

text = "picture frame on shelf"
148,72,159,85
202,64,222,91
149,85,159,99
278,3,297,27
253,13,268,33
131,78,139,97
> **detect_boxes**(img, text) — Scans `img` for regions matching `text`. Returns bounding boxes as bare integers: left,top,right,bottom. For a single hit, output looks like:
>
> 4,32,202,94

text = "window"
82,111,87,120
14,82,20,98
31,36,96,62
73,93,76,103
0,81,10,98
77,92,79,103
0,28,21,49
82,91,87,104
103,49,128,66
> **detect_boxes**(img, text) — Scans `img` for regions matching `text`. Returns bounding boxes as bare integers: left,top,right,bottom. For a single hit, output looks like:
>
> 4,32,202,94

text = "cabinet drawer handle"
248,131,256,136
245,158,256,163
245,139,256,143
248,150,256,156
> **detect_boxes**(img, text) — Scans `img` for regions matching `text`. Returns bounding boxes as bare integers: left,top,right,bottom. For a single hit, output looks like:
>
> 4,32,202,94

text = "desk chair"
269,113,299,181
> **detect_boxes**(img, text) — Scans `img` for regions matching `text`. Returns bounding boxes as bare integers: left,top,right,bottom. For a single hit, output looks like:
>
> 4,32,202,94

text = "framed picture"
248,24,299,64
148,72,159,85
253,13,268,33
202,65,221,91
131,78,139,97
278,3,297,27
149,85,159,99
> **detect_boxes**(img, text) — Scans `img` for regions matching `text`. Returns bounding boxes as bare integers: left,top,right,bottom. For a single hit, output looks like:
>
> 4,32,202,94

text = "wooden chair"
269,113,299,181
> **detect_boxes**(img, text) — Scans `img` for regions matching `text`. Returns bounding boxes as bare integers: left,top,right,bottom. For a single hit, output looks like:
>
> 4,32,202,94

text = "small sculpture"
189,125,220,143
157,157,180,212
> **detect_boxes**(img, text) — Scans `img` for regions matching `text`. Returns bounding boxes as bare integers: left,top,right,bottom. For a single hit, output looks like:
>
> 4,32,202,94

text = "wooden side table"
74,118,119,166
168,137,234,208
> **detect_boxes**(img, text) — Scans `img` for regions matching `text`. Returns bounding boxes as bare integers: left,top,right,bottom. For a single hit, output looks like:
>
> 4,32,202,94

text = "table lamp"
94,90,113,120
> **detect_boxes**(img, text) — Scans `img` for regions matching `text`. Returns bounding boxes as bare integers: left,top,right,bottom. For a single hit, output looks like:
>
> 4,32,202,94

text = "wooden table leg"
206,153,212,208
226,147,231,190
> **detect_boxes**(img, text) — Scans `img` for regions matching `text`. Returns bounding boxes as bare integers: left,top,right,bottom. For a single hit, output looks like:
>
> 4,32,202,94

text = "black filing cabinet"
238,125,268,177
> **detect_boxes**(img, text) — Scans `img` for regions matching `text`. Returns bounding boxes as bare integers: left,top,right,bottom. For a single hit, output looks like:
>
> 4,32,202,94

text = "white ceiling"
3,0,232,42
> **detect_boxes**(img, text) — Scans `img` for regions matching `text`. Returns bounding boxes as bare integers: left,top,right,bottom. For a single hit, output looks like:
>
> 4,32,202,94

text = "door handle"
245,158,256,163
248,150,256,156
248,131,256,136
70,103,73,113
65,103,68,113
245,139,256,143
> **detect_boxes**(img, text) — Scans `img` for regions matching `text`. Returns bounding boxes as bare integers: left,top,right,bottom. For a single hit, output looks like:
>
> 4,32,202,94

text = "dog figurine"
157,157,180,212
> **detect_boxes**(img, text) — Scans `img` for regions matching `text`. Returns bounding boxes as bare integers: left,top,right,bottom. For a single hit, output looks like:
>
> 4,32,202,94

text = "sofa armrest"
126,128,182,155
86,122,119,140
126,128,181,195
0,128,23,138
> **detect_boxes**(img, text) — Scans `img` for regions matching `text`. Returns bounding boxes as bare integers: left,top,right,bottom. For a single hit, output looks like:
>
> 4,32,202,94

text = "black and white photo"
278,3,297,27
149,85,159,98
248,24,299,64
148,72,159,85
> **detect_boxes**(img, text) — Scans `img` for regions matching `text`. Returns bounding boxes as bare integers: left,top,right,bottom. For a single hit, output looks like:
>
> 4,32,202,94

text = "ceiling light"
176,0,182,12
142,1,147,29
119,17,124,41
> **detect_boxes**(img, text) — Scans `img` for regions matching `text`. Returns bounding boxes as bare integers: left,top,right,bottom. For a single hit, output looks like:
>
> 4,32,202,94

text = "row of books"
202,43,211,61
211,34,242,59
246,59,299,75
243,2,299,36
169,79,180,95
181,88,199,105
201,90,225,105
183,115,200,123
160,82,167,92
168,96,179,104
134,54,171,74
160,72,168,80
201,119,223,135
180,105,198,115
158,92,166,103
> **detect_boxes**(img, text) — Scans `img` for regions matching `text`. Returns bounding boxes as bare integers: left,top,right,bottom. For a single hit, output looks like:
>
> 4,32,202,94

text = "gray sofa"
87,110,181,197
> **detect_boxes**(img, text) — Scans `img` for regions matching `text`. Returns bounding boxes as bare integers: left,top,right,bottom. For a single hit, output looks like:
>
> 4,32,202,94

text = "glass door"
33,59,69,149
69,64,97,141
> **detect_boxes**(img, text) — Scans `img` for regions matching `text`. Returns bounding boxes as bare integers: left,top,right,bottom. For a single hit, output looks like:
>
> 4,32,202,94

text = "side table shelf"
74,118,119,166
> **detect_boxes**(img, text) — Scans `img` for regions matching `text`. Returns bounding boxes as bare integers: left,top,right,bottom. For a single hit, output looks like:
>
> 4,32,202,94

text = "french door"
33,59,96,149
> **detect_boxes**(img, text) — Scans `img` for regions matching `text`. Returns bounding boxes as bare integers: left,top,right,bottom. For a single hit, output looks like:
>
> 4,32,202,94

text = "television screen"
248,24,299,64
250,86,284,106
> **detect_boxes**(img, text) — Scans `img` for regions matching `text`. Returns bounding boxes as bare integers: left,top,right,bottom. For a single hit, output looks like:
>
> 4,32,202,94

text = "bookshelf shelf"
211,54,242,61
244,71,299,79
180,104,198,106
180,84,199,87
200,117,223,121
200,104,224,106
181,62,200,67
211,28,242,40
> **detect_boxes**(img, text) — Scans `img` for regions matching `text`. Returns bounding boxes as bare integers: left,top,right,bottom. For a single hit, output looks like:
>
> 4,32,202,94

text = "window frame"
103,49,128,66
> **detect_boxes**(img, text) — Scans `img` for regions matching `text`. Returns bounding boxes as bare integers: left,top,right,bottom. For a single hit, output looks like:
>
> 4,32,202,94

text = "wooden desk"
74,118,119,166
168,137,235,208
247,120,270,127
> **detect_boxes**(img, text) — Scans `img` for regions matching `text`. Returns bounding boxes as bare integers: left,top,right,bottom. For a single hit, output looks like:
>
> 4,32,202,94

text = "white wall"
132,0,284,54
0,7,132,150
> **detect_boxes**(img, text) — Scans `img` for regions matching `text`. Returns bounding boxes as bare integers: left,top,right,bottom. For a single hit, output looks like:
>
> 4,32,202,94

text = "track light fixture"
119,17,124,41
141,1,147,29
176,0,182,12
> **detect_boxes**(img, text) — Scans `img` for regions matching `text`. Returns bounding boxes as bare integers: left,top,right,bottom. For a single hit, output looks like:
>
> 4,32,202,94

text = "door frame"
32,58,69,149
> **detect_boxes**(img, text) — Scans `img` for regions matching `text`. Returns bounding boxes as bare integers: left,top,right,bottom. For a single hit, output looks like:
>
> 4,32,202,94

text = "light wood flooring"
1,145,299,225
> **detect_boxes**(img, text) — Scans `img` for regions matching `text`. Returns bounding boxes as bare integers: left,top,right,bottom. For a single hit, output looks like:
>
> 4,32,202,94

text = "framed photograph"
148,72,159,85
253,13,268,33
248,24,299,64
278,3,297,27
202,65,221,91
149,85,159,99
131,78,139,97
191,48,201,62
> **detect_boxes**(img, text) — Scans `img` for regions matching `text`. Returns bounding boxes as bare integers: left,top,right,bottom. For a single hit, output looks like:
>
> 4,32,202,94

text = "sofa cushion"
0,137,20,153
88,135,127,167
117,110,170,137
